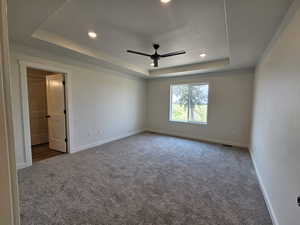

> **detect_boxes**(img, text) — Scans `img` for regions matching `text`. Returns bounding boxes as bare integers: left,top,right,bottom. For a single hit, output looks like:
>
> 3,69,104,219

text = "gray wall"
147,69,254,147
10,45,147,168
251,1,300,225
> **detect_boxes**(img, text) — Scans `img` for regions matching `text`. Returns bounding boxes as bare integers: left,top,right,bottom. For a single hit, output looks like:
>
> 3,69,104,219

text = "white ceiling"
8,0,293,77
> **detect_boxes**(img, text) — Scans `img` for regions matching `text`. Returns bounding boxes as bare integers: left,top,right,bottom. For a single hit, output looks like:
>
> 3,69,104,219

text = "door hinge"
62,81,66,85
64,109,66,114
65,138,68,143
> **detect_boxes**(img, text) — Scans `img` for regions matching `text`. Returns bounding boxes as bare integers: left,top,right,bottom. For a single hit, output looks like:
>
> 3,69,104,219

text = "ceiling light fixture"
200,53,207,58
161,0,171,4
150,62,155,67
88,31,97,39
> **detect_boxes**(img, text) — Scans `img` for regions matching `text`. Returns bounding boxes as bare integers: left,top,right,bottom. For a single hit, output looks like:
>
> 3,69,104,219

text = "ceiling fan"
127,43,186,67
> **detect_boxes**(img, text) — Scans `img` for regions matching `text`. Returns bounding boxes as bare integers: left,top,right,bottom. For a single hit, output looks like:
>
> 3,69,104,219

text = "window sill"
169,120,208,126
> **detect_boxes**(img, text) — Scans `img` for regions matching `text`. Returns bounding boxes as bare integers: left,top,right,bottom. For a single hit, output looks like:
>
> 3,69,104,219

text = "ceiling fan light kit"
127,43,186,67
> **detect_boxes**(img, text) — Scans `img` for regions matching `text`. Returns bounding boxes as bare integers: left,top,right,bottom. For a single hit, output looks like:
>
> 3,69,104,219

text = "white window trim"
169,82,210,125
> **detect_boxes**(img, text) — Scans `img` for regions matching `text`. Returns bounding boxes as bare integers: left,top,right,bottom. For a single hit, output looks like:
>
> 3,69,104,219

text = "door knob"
46,115,51,118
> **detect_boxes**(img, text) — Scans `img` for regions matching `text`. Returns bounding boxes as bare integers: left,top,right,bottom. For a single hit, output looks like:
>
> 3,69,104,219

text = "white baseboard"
146,129,248,148
250,149,278,225
71,129,146,153
16,161,31,170
16,129,146,169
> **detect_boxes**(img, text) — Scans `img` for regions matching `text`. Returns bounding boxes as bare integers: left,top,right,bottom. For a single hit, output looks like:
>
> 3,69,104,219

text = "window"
170,83,209,124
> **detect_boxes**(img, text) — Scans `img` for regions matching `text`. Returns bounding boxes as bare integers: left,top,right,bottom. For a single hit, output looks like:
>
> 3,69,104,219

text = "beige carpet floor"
18,133,272,225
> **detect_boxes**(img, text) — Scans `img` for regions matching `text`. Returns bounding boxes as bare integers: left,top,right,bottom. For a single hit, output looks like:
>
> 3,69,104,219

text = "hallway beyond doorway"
31,144,65,163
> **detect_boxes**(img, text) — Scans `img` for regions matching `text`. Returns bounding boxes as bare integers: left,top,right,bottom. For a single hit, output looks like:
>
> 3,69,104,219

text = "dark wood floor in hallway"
31,143,65,163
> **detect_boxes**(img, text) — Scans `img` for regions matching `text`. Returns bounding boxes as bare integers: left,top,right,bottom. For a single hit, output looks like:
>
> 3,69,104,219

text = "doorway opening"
27,68,68,163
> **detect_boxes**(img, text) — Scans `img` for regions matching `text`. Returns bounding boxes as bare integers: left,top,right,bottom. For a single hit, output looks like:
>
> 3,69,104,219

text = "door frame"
0,0,20,224
19,60,72,168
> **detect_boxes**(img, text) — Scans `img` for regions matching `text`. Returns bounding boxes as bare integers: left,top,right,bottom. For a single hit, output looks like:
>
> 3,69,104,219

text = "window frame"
169,82,210,125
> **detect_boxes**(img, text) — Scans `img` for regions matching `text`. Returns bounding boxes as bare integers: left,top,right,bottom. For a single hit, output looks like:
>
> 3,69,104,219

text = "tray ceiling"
8,0,293,77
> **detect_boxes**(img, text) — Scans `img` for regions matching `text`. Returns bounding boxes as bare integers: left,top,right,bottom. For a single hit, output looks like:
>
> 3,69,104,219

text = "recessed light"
88,31,97,39
200,53,207,58
161,0,171,4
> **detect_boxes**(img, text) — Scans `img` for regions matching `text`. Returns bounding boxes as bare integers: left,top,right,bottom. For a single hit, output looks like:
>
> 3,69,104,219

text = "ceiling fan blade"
127,50,151,57
160,50,186,58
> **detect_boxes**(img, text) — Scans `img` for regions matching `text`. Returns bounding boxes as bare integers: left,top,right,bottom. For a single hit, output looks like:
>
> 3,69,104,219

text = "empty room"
1,0,300,225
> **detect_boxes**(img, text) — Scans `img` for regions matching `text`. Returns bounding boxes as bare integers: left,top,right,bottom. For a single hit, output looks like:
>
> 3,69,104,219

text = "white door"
46,74,67,152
